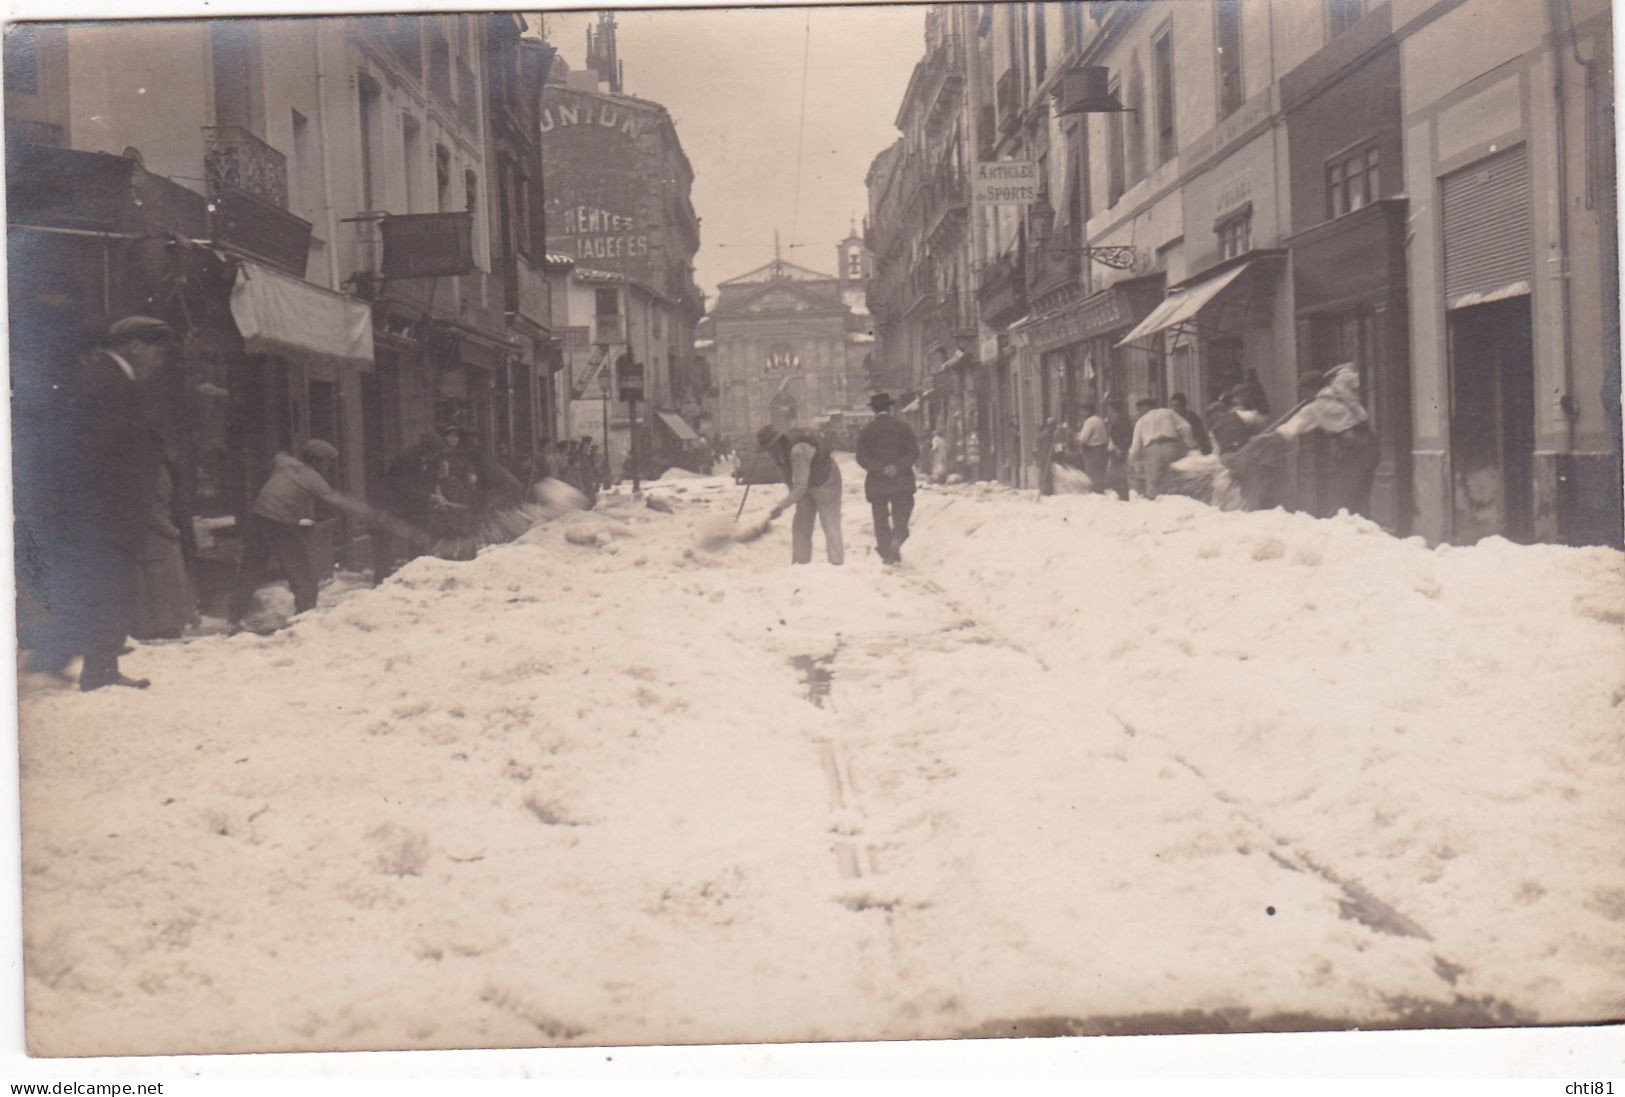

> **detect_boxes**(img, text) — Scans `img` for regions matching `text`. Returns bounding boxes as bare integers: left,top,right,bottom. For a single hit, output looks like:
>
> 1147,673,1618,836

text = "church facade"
707,234,875,445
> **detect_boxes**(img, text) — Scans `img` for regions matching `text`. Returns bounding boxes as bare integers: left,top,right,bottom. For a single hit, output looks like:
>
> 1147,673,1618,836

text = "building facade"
5,13,564,603
863,0,1618,545
708,246,875,445
539,24,706,451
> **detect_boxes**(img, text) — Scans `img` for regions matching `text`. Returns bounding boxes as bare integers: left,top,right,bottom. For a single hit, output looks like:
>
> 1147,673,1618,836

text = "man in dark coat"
40,316,177,689
854,392,919,565
1169,392,1212,455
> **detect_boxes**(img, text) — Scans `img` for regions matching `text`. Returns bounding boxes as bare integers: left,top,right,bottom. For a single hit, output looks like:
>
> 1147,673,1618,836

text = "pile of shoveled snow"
903,480,1625,1023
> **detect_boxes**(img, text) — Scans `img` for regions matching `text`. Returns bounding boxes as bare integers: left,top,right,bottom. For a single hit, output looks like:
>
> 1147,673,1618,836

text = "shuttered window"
1441,145,1532,308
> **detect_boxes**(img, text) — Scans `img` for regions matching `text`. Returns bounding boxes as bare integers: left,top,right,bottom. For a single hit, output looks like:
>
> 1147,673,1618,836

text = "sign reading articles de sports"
972,160,1039,205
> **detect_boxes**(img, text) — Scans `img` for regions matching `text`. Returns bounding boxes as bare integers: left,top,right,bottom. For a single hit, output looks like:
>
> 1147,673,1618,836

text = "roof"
718,257,836,286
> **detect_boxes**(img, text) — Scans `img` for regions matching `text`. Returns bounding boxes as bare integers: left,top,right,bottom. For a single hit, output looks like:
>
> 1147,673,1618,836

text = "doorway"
1447,296,1535,542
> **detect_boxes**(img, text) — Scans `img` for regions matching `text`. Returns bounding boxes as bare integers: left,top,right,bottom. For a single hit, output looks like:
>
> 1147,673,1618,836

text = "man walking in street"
1128,397,1197,500
760,424,844,565
854,392,918,565
37,316,177,689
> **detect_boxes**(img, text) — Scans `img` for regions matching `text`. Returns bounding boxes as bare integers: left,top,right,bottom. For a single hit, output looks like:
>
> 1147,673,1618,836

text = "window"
1062,2,1085,53
401,113,422,212
4,26,38,94
291,109,321,221
1106,78,1126,206
1033,4,1047,84
427,21,452,101
435,144,451,212
357,73,382,210
1153,27,1176,165
1126,59,1145,186
595,288,620,316
847,248,864,279
1215,0,1243,119
1327,0,1364,38
1327,143,1379,218
1216,207,1252,259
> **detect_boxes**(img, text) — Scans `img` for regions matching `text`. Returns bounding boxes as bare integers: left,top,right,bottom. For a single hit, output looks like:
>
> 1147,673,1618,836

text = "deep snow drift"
15,461,1624,1055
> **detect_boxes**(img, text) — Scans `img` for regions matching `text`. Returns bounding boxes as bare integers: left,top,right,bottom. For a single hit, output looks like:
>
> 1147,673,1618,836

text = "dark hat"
868,392,894,412
755,424,782,450
105,315,175,343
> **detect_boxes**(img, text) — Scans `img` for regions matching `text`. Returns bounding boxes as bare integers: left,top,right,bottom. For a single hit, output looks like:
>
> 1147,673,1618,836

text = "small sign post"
617,353,645,494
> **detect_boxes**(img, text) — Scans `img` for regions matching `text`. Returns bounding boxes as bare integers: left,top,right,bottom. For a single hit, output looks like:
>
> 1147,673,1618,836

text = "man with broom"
854,392,918,565
760,424,845,566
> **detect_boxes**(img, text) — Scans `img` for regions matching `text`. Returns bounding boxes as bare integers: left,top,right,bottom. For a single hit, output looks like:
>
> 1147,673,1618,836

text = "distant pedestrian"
1075,401,1110,490
1035,418,1060,497
929,430,949,483
1103,397,1134,499
1128,397,1196,500
374,432,444,582
760,424,844,565
131,441,197,640
1169,392,1212,455
855,392,918,565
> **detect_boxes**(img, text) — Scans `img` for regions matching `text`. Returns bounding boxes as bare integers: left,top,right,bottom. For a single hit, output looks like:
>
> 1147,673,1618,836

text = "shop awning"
230,260,373,369
1116,261,1252,348
656,410,700,442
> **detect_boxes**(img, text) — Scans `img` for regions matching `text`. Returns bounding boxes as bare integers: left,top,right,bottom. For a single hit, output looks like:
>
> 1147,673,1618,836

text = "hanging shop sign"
380,212,475,279
616,353,645,403
971,161,1039,206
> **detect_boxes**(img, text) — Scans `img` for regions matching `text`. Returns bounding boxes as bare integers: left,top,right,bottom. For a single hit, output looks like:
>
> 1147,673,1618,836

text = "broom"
1159,399,1311,509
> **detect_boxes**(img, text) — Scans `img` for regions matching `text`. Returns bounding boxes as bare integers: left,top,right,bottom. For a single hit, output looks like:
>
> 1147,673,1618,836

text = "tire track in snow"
892,544,1522,1026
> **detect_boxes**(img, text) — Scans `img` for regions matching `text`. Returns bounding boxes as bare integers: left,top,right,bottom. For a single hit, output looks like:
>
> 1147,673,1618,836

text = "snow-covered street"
17,458,1625,1055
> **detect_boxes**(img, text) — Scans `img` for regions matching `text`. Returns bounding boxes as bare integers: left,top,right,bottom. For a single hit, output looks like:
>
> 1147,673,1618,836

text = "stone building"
864,0,1618,545
539,19,705,443
4,14,563,600
708,241,874,445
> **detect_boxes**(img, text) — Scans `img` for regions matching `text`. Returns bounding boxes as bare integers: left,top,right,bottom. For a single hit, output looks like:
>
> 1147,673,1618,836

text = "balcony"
977,251,1027,327
501,252,548,330
929,291,978,339
203,127,311,275
204,125,288,209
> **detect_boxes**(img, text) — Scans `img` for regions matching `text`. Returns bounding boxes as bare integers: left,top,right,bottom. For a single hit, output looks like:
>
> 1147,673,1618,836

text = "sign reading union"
972,161,1039,205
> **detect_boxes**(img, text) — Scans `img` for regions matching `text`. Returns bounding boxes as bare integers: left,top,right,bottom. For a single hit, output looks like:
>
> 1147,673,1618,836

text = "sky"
541,5,923,301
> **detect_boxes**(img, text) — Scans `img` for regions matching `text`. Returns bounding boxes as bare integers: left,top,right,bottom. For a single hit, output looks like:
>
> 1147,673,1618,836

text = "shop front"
1117,251,1289,414
1018,274,1164,428
1286,198,1412,534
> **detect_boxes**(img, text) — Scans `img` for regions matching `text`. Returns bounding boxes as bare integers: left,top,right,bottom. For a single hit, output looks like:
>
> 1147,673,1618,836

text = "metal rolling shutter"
1441,145,1532,308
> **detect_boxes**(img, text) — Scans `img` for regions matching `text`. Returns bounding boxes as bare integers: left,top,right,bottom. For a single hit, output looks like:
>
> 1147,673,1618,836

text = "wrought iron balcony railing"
203,125,288,210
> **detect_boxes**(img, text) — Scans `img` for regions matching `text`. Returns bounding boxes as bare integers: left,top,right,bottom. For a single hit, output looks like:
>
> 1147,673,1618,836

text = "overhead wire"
788,9,813,254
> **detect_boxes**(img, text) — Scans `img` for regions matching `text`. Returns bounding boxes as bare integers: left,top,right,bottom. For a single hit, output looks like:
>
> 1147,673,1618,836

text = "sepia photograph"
2,0,1622,1076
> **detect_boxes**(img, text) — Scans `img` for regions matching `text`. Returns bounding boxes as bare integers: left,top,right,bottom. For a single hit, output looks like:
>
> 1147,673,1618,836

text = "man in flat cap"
854,392,919,565
36,316,176,689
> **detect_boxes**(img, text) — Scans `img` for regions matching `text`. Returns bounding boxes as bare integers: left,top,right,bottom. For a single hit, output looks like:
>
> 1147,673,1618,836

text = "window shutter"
1441,145,1531,307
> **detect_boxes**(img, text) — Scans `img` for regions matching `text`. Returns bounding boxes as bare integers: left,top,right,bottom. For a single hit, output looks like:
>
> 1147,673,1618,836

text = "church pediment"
716,279,839,317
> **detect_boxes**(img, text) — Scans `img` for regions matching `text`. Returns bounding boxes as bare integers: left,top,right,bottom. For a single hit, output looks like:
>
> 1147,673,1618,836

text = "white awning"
1116,262,1252,348
231,260,373,369
656,410,700,441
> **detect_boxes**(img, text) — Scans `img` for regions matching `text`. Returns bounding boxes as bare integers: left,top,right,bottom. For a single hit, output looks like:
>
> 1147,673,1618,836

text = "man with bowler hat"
854,392,919,565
